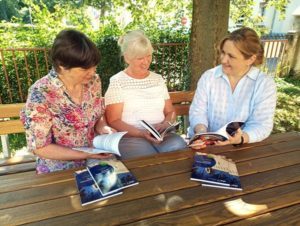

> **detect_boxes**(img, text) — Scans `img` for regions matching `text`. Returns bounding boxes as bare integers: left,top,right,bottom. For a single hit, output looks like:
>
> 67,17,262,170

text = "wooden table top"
0,132,299,226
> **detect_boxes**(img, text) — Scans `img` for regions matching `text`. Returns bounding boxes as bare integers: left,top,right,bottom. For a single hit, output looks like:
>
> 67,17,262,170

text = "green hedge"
0,30,190,103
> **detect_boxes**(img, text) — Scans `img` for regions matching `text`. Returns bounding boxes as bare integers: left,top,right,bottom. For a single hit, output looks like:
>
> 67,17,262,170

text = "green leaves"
273,77,300,133
229,0,289,35
267,0,290,20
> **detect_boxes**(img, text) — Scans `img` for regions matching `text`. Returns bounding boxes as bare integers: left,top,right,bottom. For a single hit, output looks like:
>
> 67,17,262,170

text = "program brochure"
74,168,122,206
190,152,242,190
189,121,244,146
74,156,138,205
86,157,139,196
140,120,180,141
73,132,127,156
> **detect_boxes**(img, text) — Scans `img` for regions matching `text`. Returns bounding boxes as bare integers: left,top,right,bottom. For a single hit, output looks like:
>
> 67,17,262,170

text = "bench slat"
0,120,24,135
0,103,24,118
173,105,190,116
0,162,36,176
169,91,194,104
0,155,35,166
170,91,194,117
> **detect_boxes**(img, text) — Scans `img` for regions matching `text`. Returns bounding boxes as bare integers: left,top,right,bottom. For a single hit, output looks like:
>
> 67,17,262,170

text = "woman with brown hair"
21,29,113,174
189,27,277,148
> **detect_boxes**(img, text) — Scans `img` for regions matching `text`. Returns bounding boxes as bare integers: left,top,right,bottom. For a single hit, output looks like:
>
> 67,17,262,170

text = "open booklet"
140,120,180,141
72,132,127,156
189,121,244,146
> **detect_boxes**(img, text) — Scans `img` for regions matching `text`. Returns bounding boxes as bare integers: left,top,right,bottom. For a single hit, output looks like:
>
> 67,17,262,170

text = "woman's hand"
87,153,113,159
154,121,170,133
139,130,161,144
189,139,207,150
95,116,117,135
215,128,243,146
98,125,117,135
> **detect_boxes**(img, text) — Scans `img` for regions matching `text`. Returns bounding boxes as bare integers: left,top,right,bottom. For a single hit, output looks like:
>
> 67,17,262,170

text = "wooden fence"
261,39,289,76
0,38,289,104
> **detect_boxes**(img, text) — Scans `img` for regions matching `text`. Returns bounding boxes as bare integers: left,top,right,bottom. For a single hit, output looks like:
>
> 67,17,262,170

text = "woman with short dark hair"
21,29,113,174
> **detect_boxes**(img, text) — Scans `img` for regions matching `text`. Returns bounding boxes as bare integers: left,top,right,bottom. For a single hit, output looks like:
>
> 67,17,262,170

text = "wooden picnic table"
0,132,299,225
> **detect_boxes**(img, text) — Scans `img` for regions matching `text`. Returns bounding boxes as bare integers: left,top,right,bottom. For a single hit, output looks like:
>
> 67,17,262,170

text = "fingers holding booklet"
140,120,180,142
189,121,244,148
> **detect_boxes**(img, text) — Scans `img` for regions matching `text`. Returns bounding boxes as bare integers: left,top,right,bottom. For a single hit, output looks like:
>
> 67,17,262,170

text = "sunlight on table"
155,194,184,211
224,198,269,217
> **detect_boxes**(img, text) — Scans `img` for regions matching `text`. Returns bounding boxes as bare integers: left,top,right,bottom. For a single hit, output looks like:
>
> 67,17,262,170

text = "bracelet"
233,135,244,147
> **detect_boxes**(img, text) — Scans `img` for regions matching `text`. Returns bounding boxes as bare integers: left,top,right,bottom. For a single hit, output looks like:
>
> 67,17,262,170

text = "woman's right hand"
139,130,161,144
98,125,117,135
189,139,207,150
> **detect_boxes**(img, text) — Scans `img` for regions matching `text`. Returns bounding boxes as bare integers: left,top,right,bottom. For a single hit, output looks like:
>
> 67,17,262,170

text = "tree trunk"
189,0,230,90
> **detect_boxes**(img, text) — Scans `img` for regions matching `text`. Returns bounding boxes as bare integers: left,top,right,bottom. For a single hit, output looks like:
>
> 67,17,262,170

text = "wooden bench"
0,91,195,175
0,103,36,175
0,103,26,158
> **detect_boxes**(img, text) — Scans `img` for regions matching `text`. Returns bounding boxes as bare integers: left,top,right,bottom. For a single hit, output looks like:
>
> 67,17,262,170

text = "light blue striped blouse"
189,65,277,143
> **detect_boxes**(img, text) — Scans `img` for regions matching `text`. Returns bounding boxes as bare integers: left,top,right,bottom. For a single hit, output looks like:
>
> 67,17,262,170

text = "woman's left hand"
98,125,117,135
215,128,243,146
154,121,170,133
87,153,113,159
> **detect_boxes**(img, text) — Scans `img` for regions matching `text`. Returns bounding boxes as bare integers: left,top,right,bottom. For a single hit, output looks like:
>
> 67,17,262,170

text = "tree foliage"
0,0,291,39
0,0,21,21
230,0,290,34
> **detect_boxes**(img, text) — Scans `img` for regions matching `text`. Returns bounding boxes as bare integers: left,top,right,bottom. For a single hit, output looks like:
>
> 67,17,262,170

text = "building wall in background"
260,0,299,33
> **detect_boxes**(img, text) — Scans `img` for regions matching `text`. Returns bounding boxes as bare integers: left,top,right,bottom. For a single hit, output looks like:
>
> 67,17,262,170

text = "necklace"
67,85,83,105
59,76,83,105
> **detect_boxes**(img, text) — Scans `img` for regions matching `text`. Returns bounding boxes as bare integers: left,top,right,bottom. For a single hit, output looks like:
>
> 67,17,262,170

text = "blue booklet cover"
74,169,122,206
191,152,242,190
87,158,139,196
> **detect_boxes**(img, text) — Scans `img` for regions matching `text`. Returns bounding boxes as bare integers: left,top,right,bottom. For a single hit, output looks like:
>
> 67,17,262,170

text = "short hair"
220,27,264,66
50,29,100,72
118,30,153,60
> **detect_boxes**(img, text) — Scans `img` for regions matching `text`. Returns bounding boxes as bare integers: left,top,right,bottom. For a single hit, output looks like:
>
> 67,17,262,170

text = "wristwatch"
233,135,244,147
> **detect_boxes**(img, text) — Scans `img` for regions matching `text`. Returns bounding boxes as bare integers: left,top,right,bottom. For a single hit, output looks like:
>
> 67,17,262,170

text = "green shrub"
273,77,300,133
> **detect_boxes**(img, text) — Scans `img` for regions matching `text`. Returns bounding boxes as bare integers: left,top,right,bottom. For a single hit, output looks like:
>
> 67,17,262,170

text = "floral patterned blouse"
20,69,104,174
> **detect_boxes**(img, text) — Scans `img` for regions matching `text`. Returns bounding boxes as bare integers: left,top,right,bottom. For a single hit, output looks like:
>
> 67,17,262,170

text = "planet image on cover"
198,155,216,168
94,164,119,194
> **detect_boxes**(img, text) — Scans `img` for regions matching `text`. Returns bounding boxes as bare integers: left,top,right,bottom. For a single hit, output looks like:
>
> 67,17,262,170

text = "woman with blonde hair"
105,30,186,159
